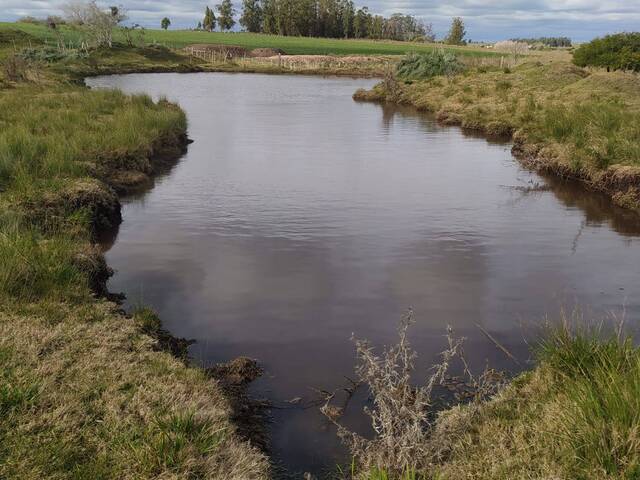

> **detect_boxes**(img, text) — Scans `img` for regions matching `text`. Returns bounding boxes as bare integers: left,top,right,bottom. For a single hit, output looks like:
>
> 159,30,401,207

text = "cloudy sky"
1,0,638,41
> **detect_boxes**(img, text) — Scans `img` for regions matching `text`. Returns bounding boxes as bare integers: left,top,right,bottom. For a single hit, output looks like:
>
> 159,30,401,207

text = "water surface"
87,72,640,475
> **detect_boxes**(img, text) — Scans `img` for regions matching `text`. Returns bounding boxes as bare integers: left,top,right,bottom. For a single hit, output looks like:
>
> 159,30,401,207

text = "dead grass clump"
249,47,286,57
2,54,30,82
322,311,502,476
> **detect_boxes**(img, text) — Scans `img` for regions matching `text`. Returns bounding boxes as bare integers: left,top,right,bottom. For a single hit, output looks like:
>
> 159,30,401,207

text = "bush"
321,311,502,476
2,55,30,82
573,32,640,72
396,50,465,80
19,47,87,63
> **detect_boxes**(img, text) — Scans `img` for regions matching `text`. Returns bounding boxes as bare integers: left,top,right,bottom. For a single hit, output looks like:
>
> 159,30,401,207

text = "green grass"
1,21,499,57
537,325,640,477
415,321,640,480
0,28,269,478
533,100,640,169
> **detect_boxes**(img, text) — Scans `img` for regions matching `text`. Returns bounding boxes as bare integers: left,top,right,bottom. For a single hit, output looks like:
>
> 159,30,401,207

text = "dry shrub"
382,64,401,102
322,311,503,476
2,54,29,82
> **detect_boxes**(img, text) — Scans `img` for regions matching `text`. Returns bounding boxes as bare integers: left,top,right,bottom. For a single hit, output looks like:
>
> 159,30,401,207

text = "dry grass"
0,301,269,479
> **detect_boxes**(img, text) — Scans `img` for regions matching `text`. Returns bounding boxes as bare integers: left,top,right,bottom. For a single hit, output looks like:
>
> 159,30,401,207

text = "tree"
353,6,369,39
203,6,216,31
239,0,262,32
161,17,171,29
445,17,466,45
62,0,125,47
217,0,236,31
341,0,354,38
261,0,278,33
573,33,640,72
369,14,383,39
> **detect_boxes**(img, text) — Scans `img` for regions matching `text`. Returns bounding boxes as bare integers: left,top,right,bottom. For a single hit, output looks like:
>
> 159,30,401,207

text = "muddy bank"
511,133,640,212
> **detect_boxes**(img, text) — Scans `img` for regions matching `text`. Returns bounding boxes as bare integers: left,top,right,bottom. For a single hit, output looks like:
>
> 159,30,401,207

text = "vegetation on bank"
0,26,269,480
355,55,640,212
327,315,640,479
435,321,640,479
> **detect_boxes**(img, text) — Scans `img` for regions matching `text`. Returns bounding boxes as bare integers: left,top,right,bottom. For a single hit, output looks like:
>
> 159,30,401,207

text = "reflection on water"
87,72,640,475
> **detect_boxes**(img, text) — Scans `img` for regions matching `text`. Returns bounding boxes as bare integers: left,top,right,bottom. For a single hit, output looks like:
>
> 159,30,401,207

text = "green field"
1,21,498,57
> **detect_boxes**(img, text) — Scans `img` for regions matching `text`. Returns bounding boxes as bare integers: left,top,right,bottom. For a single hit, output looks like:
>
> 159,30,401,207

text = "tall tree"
369,14,383,39
240,0,263,32
217,0,236,31
353,6,369,39
261,0,278,33
341,0,354,38
445,16,466,45
161,17,171,29
203,6,216,31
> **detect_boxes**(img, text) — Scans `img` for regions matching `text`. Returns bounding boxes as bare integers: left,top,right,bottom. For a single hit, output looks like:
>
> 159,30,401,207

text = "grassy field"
0,26,270,479
1,21,500,57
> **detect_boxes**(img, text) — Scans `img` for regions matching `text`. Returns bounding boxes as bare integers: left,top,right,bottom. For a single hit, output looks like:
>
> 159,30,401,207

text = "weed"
396,50,465,80
495,79,512,91
323,311,501,476
2,54,29,81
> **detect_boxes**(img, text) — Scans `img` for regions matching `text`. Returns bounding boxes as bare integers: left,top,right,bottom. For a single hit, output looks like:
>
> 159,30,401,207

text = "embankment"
0,59,270,477
354,61,640,213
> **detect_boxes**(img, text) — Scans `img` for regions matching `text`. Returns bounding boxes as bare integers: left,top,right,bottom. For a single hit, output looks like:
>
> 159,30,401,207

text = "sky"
1,0,638,41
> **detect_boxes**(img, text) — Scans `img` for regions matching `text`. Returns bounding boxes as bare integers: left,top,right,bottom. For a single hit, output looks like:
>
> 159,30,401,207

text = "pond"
87,72,640,475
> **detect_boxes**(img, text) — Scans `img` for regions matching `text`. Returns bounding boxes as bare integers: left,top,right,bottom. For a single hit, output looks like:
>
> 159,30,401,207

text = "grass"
0,24,269,479
355,60,640,211
1,21,500,57
2,18,639,478
330,314,640,480
429,319,640,480
0,303,268,479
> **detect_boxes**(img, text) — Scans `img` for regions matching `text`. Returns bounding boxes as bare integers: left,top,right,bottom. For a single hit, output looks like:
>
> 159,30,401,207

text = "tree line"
511,36,572,47
197,0,436,41
573,32,640,72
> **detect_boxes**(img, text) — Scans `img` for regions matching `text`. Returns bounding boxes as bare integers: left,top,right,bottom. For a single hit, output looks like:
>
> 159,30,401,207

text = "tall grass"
531,100,640,168
0,86,186,194
0,212,89,301
0,83,185,305
537,321,640,478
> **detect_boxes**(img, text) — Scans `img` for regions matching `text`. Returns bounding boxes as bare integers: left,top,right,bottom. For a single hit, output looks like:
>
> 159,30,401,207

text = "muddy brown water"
87,72,640,475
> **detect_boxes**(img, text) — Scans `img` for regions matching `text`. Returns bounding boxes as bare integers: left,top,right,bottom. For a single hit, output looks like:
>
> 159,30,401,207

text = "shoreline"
352,67,640,215
2,28,639,476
